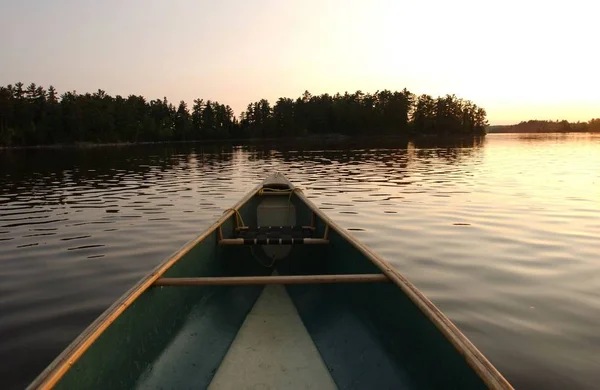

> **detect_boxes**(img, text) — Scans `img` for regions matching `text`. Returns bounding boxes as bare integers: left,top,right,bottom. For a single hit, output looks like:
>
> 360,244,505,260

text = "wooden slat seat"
237,226,314,239
220,226,325,245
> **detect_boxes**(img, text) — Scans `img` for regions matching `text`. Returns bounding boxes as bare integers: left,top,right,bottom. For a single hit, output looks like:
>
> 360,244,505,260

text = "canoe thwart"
153,274,390,286
236,226,315,239
236,225,316,232
256,191,296,196
221,225,327,245
219,238,329,245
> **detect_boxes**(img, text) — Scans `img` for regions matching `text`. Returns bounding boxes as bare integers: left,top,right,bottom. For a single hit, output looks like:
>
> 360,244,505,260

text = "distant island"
488,119,600,133
0,82,488,147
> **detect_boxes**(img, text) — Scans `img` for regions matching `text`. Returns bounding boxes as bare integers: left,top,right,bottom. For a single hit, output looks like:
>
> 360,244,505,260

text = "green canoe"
29,173,512,390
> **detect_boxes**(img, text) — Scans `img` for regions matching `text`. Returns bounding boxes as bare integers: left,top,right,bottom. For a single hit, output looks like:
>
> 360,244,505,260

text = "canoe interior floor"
131,278,414,389
208,282,337,389
131,281,337,390
132,285,264,390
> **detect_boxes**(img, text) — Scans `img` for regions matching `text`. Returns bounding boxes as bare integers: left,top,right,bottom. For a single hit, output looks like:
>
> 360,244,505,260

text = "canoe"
29,173,512,389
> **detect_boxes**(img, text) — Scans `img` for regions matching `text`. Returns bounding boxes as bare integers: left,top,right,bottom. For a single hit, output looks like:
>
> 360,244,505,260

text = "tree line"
0,82,488,146
488,119,600,133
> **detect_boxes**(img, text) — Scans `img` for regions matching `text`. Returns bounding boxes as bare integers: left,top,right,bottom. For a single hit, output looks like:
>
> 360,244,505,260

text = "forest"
0,82,488,146
488,119,600,133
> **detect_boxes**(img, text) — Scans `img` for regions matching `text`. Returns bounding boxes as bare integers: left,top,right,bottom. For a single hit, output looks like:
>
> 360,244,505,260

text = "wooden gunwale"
27,183,263,390
291,187,513,390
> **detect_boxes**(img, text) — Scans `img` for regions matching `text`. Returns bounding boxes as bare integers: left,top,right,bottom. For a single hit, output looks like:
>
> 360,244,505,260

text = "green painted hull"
29,175,511,390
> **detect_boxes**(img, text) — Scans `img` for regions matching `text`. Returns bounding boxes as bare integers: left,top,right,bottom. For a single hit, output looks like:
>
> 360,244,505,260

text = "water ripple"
1,135,600,390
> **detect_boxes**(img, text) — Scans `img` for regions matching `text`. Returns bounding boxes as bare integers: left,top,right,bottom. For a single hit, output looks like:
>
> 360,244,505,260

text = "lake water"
1,134,599,389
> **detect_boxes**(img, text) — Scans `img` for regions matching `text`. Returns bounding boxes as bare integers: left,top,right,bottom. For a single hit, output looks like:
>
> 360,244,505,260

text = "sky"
0,0,597,125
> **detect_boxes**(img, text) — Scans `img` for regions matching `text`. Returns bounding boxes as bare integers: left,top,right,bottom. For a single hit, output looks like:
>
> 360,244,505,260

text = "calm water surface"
1,134,600,389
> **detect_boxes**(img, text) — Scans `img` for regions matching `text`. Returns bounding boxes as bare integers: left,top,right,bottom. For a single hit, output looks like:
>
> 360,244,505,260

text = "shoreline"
0,133,488,151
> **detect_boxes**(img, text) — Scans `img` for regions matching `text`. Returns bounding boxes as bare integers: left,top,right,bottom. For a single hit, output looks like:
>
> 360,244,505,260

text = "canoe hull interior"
35,180,498,390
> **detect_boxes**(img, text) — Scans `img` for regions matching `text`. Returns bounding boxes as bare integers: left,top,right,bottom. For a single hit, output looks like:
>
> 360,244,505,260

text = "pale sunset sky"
0,0,597,125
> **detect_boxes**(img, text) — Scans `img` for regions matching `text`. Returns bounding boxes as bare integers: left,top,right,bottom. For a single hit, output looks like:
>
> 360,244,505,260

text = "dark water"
1,134,600,389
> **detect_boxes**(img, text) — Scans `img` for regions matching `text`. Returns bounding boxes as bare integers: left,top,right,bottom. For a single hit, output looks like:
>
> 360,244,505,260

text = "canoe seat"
219,226,328,245
238,226,314,239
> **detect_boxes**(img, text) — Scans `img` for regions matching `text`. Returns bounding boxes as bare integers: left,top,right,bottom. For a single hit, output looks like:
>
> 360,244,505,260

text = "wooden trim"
219,238,329,245
154,274,389,286
292,186,513,389
27,183,263,390
257,191,294,196
233,210,239,229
